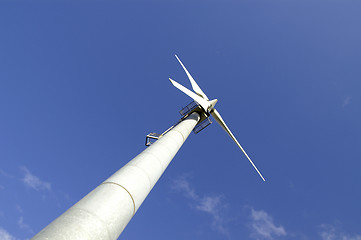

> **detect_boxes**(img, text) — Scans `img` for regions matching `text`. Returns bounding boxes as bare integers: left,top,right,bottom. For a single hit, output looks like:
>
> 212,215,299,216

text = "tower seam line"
101,182,136,215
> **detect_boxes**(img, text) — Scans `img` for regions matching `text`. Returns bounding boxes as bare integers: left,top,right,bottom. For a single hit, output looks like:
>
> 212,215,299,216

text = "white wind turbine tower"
31,55,264,240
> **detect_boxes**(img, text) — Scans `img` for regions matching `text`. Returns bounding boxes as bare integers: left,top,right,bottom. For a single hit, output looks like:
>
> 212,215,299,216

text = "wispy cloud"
320,224,361,240
17,216,33,234
0,169,13,178
0,169,14,190
20,166,51,191
172,176,229,236
0,227,16,240
249,208,286,240
342,96,351,107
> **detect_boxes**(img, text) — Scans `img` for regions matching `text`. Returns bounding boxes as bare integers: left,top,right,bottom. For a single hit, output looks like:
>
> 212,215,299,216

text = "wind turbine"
31,55,264,240
169,55,265,181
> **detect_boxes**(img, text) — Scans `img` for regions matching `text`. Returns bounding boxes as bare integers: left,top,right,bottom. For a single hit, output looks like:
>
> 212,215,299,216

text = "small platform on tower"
179,101,212,134
145,101,212,146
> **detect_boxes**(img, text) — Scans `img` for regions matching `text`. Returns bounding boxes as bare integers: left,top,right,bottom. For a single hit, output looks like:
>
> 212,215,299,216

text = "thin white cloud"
172,176,229,236
320,224,361,240
172,175,197,199
0,169,13,178
20,166,51,191
249,208,286,240
17,216,33,234
342,96,351,107
0,169,14,190
0,227,16,240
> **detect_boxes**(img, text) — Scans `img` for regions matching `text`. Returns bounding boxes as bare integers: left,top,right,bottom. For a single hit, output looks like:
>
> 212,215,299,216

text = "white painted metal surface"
175,54,209,100
31,112,200,240
169,78,210,112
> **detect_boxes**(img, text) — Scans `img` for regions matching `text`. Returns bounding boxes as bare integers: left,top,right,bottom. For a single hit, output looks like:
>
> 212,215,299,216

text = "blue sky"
1,1,360,239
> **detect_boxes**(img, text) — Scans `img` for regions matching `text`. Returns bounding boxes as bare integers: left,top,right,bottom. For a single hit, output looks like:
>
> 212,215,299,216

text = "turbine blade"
211,109,266,181
169,78,210,112
175,55,209,100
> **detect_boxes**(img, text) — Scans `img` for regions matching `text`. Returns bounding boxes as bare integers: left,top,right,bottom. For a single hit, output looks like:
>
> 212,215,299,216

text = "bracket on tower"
145,132,162,146
145,119,180,146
